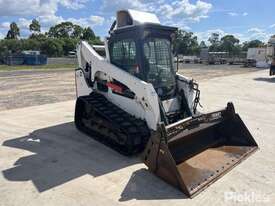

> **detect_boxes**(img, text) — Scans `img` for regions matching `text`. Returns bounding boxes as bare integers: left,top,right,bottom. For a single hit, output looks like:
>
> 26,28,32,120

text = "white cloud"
102,0,212,24
0,18,34,37
195,29,226,44
0,0,56,17
60,15,105,28
248,33,270,41
176,24,191,31
232,33,246,42
102,0,156,12
0,14,105,38
159,0,212,22
38,15,64,28
0,15,63,35
269,24,275,29
100,0,212,33
248,27,264,33
0,0,214,39
247,28,270,41
0,0,105,37
0,31,4,39
68,17,90,27
59,0,88,10
43,14,105,29
18,18,32,30
228,12,238,16
228,12,248,17
162,19,191,30
0,0,88,17
90,16,105,26
1,19,32,30
0,22,10,29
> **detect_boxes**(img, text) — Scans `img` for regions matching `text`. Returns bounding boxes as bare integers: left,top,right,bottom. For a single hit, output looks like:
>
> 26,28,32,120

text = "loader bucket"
142,103,258,198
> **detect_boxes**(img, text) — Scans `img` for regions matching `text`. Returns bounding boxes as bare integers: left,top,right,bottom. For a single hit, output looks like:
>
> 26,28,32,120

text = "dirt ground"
0,69,75,111
0,64,261,111
178,64,260,81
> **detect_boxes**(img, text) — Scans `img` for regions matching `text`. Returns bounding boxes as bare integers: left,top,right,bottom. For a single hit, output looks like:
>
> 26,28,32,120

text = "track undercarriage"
75,92,150,155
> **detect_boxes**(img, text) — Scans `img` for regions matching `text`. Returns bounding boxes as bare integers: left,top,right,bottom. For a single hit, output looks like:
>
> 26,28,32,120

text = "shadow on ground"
2,122,138,192
254,77,275,83
119,169,186,201
2,122,184,200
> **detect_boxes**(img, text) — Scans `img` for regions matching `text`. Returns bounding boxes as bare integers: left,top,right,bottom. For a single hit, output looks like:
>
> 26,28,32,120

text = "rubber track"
75,92,151,155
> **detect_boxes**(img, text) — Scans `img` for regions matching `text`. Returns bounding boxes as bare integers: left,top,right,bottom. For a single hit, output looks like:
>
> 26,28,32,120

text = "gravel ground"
0,64,261,111
0,69,75,111
178,64,260,81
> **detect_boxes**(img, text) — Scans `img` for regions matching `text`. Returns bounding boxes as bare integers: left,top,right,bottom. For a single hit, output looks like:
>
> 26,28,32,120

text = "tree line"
0,19,103,57
0,19,269,58
174,30,266,57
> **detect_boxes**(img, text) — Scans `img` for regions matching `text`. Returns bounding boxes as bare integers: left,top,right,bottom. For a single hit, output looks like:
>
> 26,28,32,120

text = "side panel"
106,91,146,121
176,73,196,114
75,69,93,97
76,41,160,130
162,98,180,113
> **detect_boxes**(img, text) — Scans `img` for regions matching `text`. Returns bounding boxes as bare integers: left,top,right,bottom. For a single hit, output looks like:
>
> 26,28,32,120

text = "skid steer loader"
74,9,258,197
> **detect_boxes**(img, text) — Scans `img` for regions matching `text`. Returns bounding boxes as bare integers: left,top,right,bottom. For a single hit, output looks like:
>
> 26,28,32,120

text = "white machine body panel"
115,9,160,30
126,9,160,25
176,73,196,113
75,69,92,97
162,98,180,113
75,41,160,131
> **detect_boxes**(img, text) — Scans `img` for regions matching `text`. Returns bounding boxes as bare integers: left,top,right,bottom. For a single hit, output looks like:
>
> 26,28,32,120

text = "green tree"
220,35,240,55
199,41,207,48
6,22,20,39
242,40,264,51
0,21,103,57
88,37,104,45
174,30,199,55
72,25,83,39
21,39,42,51
0,40,10,59
62,38,78,55
41,39,64,57
208,33,220,51
29,19,41,34
82,27,96,40
48,22,81,39
29,33,47,40
0,39,22,53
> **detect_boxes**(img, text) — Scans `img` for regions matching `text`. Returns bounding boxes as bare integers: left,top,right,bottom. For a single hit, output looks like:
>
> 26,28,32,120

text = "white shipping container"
247,48,269,68
247,48,267,62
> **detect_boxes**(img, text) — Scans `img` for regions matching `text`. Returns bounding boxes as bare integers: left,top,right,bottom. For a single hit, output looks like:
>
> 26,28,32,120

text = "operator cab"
108,10,177,100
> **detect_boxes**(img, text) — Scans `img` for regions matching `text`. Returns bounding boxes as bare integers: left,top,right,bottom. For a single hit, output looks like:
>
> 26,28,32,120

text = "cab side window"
110,39,138,75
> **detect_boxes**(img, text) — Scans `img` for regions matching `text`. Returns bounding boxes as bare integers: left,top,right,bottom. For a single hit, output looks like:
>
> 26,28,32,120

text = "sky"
0,0,274,43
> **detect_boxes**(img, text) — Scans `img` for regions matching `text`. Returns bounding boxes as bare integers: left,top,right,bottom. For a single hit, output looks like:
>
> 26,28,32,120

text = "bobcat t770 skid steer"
74,9,258,197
